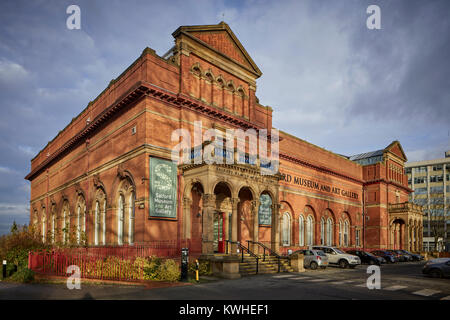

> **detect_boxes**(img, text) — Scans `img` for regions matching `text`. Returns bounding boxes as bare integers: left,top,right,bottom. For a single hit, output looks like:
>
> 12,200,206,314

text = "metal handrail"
225,240,259,274
247,240,290,273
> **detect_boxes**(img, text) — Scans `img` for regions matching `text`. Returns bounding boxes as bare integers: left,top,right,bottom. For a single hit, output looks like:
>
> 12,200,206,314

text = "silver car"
312,246,361,268
293,249,329,270
422,258,450,278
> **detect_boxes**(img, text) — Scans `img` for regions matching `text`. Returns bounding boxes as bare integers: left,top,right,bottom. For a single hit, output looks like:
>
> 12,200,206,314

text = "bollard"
195,259,199,282
2,260,6,279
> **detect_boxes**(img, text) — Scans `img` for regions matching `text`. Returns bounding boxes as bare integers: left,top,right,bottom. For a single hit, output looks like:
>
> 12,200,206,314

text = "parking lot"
0,261,449,300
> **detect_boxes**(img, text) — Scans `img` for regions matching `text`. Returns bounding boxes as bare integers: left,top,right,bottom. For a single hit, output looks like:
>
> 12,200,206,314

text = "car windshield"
334,248,345,254
365,251,375,257
316,250,327,257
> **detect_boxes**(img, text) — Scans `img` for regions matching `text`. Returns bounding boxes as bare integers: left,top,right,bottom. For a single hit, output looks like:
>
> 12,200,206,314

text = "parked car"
346,250,385,265
399,250,424,261
292,249,329,270
387,250,409,262
312,246,361,268
371,250,398,263
395,250,413,261
422,258,450,278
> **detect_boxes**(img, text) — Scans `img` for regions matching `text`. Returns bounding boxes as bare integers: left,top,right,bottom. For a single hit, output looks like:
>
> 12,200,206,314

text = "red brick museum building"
25,22,423,258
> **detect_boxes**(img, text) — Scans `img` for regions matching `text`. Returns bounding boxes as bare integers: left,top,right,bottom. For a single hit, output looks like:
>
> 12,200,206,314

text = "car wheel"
430,269,443,279
310,261,318,270
339,260,349,269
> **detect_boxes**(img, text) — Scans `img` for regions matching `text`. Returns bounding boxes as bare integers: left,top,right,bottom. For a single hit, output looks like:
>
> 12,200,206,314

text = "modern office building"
406,151,450,251
25,22,423,266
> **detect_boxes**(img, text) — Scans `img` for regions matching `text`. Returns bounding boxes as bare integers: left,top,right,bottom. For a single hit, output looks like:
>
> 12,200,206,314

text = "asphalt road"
1,261,449,300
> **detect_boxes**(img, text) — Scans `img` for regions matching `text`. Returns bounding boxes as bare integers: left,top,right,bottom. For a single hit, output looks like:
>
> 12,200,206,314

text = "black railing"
225,240,259,274
247,240,290,273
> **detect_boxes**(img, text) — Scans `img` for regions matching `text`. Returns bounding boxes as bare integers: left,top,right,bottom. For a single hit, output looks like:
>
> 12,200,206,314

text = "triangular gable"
173,22,262,77
385,141,407,161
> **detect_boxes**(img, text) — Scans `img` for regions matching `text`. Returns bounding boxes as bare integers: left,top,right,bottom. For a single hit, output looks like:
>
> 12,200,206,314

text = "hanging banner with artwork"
149,157,177,218
258,194,272,225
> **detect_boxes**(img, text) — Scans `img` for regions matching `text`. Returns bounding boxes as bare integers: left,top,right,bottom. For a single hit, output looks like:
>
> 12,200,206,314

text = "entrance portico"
181,163,282,256
388,202,424,251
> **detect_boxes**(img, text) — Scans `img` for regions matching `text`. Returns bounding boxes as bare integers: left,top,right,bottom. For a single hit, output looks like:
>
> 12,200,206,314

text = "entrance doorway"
213,212,225,253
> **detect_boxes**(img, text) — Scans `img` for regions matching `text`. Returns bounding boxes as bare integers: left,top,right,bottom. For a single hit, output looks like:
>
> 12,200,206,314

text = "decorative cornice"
363,179,413,193
279,153,364,185
25,80,267,181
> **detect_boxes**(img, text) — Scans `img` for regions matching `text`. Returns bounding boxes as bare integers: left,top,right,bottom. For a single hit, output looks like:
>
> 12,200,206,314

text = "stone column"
202,194,215,255
271,203,280,253
400,223,409,250
182,197,192,241
252,199,260,253
224,209,230,244
230,198,239,255
419,226,422,251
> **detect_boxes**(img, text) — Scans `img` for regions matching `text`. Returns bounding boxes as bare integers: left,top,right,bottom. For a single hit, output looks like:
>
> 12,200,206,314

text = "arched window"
299,215,304,246
94,188,107,246
62,207,67,243
128,192,135,245
41,209,46,243
51,208,55,244
306,215,314,246
320,218,325,245
116,176,135,245
102,199,106,245
339,220,343,246
77,205,81,244
74,195,86,245
326,218,333,246
118,194,124,245
94,201,100,246
282,212,291,246
344,220,349,247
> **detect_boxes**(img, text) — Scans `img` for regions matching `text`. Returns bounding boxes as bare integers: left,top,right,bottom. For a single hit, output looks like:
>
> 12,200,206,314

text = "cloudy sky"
0,0,449,235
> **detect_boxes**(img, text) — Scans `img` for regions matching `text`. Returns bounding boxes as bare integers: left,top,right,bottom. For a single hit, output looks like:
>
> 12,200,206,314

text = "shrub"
188,260,212,276
10,268,35,283
0,224,48,269
139,256,180,281
156,259,180,282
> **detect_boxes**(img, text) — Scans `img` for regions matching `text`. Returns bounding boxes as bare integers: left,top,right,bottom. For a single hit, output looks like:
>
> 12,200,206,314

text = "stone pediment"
173,22,262,78
385,141,407,162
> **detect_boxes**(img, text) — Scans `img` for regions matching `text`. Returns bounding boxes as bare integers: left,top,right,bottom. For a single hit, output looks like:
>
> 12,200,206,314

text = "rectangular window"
433,165,443,171
414,187,427,195
430,186,444,194
430,175,444,183
414,166,427,173
414,177,425,184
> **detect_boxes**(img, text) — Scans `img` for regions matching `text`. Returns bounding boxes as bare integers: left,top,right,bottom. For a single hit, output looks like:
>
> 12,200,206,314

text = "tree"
10,221,18,233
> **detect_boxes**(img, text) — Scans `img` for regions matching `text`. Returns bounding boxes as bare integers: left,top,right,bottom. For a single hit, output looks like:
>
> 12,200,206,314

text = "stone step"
239,253,294,275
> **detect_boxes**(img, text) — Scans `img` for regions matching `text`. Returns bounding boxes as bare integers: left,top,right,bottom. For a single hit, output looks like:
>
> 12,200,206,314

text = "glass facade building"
405,151,450,251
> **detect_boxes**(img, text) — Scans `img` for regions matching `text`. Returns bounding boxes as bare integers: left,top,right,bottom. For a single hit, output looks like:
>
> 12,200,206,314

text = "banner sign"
150,157,177,218
258,194,272,225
